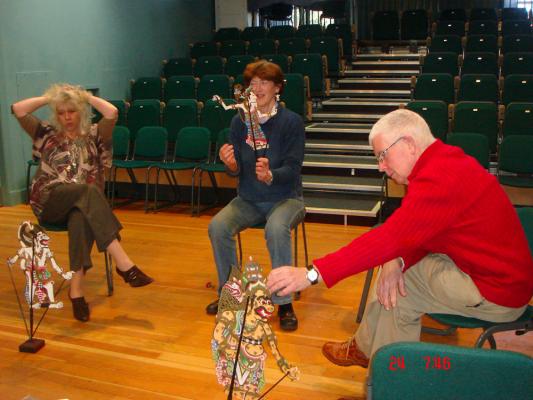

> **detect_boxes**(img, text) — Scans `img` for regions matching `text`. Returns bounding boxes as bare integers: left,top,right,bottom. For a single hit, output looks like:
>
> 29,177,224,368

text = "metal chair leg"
293,225,298,268
26,162,33,204
144,166,153,213
237,231,243,266
191,167,199,216
301,220,309,268
356,267,375,323
104,250,114,297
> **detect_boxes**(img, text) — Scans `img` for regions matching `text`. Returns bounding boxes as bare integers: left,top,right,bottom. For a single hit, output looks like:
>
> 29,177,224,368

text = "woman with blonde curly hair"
12,83,153,322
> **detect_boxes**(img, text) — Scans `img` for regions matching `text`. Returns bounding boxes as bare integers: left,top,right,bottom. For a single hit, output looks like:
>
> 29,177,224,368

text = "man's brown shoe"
322,336,369,368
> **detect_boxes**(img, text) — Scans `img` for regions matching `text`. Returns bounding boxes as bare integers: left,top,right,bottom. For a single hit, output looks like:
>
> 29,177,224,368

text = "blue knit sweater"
228,106,305,203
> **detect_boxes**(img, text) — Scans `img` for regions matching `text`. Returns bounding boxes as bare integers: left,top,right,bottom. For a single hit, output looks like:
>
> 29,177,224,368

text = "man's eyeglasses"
376,136,405,164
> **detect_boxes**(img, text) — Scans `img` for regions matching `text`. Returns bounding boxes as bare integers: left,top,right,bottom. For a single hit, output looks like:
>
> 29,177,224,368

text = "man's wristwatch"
306,265,319,285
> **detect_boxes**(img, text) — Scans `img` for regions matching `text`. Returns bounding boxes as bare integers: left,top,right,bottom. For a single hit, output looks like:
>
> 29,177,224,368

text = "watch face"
307,268,318,282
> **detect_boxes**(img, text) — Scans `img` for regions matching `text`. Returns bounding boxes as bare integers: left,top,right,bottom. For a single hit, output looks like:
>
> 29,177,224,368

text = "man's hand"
219,144,237,172
267,266,310,297
376,258,407,311
255,157,271,183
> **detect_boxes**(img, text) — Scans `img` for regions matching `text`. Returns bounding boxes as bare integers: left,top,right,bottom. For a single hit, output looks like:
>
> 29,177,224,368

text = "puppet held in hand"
211,258,299,399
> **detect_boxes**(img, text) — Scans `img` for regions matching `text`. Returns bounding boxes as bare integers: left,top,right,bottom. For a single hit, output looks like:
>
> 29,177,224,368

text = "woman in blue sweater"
206,61,305,331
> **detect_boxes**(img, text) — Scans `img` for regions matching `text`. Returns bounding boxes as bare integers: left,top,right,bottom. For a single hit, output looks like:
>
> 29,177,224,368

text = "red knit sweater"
314,140,533,308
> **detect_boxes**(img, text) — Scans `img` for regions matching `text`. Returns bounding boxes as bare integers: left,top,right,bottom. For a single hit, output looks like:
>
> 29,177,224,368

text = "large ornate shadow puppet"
212,84,276,157
7,221,72,309
212,259,299,399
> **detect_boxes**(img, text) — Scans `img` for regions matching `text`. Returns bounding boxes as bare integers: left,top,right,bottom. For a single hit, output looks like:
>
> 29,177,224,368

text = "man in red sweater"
267,109,533,368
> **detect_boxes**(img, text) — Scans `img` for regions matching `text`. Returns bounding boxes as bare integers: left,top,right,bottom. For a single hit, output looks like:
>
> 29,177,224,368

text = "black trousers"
40,184,122,272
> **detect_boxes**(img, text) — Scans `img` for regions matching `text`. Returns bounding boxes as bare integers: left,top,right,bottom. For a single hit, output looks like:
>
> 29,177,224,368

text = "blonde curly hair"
43,83,92,134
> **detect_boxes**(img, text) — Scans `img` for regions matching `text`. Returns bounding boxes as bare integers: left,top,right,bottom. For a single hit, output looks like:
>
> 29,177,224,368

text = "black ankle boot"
116,265,153,287
69,296,90,322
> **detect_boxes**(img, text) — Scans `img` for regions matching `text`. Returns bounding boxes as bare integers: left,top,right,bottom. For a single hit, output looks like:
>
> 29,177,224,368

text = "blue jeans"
208,196,305,305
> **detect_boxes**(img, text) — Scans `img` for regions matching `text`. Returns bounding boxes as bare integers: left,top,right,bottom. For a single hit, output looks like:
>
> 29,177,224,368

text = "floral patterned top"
16,114,115,217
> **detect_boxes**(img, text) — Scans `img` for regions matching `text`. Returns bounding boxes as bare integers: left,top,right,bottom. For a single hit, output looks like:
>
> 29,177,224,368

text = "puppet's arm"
264,323,299,380
46,250,73,279
6,253,19,267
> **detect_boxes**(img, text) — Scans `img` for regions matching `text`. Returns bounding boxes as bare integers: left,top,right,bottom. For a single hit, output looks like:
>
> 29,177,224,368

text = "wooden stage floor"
0,204,531,400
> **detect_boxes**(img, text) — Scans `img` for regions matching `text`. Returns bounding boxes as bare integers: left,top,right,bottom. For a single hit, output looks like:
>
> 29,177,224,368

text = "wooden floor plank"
0,204,531,400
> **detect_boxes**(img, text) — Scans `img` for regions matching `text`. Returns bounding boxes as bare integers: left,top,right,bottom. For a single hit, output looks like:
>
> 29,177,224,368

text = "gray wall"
0,0,214,205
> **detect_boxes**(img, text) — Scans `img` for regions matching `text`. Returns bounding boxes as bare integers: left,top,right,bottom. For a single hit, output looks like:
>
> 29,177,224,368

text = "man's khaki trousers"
356,253,527,358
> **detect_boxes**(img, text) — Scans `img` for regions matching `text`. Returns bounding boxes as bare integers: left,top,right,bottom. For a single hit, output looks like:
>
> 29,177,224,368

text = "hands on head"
44,83,91,104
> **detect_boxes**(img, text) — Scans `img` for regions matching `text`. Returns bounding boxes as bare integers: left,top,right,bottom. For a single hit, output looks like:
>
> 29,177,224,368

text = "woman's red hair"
243,60,285,94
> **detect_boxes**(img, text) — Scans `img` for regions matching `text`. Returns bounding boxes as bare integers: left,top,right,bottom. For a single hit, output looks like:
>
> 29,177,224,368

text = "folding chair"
109,126,168,210
130,77,163,101
225,55,255,79
468,19,498,35
435,20,465,37
470,8,497,21
194,56,225,78
190,41,218,59
401,9,428,40
296,24,323,39
497,135,533,188
241,27,267,42
162,57,193,78
452,101,499,153
291,53,328,97
261,53,290,73
219,40,246,59
164,75,196,101
421,52,459,75
278,37,307,57
197,74,231,103
447,132,490,169
367,342,533,400
405,100,449,142
248,38,276,57
503,102,533,137
149,126,210,213
457,74,499,103
372,11,399,40
502,74,533,105
193,128,232,216
425,207,533,347
412,73,455,104
439,9,466,21
267,25,295,40
213,27,240,42
427,35,462,54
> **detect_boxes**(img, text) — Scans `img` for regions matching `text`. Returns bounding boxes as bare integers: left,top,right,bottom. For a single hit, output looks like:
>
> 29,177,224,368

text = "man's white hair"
368,109,435,149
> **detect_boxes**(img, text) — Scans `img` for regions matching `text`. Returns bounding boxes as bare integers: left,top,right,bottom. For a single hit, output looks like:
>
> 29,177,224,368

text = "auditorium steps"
303,48,420,222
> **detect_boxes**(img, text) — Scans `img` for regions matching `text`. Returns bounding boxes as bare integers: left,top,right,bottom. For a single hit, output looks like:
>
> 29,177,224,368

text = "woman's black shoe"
206,299,219,315
116,265,153,287
279,303,298,331
69,296,90,322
